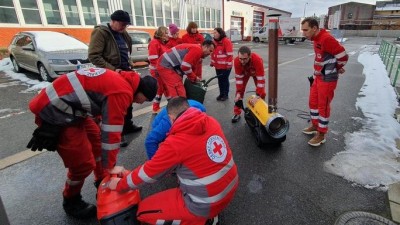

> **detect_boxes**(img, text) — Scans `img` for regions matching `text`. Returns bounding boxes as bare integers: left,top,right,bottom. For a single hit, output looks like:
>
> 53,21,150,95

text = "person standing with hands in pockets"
211,28,234,102
300,17,348,147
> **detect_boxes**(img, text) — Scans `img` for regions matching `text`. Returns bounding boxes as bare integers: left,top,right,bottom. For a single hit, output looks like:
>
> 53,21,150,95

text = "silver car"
128,30,151,63
8,31,91,81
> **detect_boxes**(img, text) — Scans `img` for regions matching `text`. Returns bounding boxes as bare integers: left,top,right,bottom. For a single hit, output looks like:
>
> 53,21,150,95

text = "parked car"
201,32,213,41
8,31,90,82
128,30,151,63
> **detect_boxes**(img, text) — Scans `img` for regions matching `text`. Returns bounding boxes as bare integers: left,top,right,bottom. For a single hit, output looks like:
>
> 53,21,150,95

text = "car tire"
38,63,52,82
253,37,260,43
11,57,22,73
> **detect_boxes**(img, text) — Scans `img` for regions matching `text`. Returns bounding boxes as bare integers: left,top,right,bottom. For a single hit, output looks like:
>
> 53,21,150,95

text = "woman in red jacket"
182,22,205,79
211,28,233,101
166,23,182,48
148,26,169,113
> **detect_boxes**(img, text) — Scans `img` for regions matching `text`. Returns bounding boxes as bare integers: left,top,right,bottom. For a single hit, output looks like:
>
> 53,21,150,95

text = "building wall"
0,0,221,47
372,10,400,30
328,2,375,30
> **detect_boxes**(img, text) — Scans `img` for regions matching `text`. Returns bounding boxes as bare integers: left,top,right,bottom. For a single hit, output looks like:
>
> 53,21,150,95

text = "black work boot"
123,123,142,134
63,194,96,219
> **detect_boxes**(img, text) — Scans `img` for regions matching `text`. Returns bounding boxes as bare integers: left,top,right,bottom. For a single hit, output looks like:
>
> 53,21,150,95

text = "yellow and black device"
243,95,289,147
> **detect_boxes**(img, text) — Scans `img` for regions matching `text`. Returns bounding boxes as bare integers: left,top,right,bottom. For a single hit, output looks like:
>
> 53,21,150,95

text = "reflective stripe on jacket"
312,29,348,82
118,108,238,218
29,68,139,169
211,37,233,70
158,44,202,81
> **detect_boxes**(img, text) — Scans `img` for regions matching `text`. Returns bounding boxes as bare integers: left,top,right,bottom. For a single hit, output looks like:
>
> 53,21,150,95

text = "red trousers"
57,117,107,198
309,76,338,134
157,66,186,98
150,70,166,111
137,188,207,225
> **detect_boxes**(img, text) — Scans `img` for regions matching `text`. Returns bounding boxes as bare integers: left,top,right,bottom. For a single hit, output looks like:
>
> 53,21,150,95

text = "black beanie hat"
136,76,157,101
110,10,131,24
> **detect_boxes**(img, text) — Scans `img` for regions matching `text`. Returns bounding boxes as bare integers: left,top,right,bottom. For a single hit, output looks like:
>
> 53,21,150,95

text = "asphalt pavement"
0,37,395,225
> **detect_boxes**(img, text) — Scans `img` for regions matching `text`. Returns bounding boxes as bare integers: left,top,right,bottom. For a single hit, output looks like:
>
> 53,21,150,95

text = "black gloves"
27,122,62,152
235,99,244,110
308,76,314,87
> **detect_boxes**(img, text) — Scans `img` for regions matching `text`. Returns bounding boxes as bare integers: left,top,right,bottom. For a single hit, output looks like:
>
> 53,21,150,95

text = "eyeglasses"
238,57,249,61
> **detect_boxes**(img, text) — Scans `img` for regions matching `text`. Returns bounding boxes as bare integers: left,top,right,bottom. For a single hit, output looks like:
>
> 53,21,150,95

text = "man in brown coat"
88,10,142,141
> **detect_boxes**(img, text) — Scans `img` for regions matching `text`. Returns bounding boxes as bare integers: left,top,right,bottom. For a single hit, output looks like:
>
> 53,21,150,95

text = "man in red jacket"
157,40,215,98
301,17,348,147
232,46,266,123
108,97,238,225
26,68,157,219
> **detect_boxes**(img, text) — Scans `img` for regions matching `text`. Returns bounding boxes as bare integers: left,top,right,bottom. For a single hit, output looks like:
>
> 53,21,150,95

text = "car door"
14,34,37,71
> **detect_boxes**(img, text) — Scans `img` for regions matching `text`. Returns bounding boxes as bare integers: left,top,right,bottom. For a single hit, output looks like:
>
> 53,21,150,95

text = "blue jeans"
215,68,232,97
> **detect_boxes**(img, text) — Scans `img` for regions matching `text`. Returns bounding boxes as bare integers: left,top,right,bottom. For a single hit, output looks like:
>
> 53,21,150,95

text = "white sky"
249,0,377,17
0,44,399,191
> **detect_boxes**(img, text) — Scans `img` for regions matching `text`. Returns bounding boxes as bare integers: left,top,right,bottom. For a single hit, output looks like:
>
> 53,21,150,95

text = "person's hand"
234,93,241,102
26,122,62,152
108,166,126,178
338,68,345,74
107,177,121,190
249,96,260,106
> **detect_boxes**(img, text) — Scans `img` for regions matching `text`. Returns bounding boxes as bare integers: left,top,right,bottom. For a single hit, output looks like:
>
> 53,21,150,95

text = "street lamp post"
303,2,308,18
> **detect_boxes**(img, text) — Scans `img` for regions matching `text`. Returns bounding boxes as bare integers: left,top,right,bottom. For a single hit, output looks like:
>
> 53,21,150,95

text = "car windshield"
130,33,150,44
32,31,88,52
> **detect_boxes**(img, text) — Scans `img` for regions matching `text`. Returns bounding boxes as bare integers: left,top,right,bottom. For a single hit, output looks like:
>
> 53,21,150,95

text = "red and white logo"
78,68,106,77
206,135,227,163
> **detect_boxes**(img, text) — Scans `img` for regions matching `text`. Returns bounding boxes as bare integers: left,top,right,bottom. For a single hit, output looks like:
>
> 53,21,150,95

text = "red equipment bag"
97,172,141,225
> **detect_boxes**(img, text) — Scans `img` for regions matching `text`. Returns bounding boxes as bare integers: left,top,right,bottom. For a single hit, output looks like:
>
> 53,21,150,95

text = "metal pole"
0,196,10,225
303,2,308,18
268,15,279,113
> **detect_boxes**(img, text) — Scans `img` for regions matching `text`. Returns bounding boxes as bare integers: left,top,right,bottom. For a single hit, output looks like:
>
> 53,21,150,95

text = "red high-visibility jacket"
312,29,348,81
157,44,203,82
117,108,238,218
233,53,266,98
148,38,169,75
182,32,204,45
29,68,140,169
166,37,183,49
211,37,233,70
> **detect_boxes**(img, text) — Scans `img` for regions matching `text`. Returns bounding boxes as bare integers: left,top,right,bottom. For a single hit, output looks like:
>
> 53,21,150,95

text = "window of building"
42,0,62,25
121,0,133,26
134,0,144,26
0,0,18,23
216,9,221,28
193,5,200,26
187,4,193,23
253,11,263,33
200,7,205,28
63,0,80,25
211,8,215,28
144,0,155,27
20,0,41,24
205,8,210,28
164,0,172,26
81,1,96,25
154,0,163,26
98,0,110,23
172,0,179,27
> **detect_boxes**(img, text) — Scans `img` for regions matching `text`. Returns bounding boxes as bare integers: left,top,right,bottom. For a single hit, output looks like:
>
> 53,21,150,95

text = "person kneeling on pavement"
108,97,238,225
145,99,206,160
26,68,157,219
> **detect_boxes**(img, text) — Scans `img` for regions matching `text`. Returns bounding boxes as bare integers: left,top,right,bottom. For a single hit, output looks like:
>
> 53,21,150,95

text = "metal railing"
378,40,400,94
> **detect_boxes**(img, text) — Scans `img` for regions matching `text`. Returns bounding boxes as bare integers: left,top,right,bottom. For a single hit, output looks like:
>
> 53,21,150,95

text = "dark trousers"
124,105,133,129
216,68,232,97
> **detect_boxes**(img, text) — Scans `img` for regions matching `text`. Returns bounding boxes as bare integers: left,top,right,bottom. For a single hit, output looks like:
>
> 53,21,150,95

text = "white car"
8,31,91,81
128,30,151,63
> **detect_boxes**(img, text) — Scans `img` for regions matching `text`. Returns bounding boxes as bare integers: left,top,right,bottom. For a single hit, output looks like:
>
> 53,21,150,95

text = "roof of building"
229,0,292,15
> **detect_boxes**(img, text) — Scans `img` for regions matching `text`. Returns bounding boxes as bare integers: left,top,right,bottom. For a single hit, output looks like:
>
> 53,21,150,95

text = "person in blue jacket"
145,99,206,159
